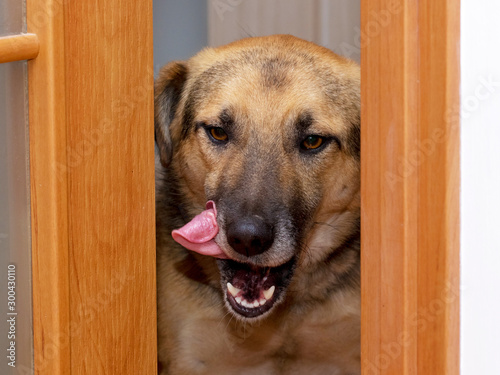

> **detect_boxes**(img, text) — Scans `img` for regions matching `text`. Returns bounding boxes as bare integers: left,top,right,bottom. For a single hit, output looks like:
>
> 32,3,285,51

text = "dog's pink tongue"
171,201,228,259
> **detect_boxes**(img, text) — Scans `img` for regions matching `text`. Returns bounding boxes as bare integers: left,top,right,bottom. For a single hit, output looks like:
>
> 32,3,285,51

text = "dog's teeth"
263,285,275,300
231,288,268,309
227,282,242,297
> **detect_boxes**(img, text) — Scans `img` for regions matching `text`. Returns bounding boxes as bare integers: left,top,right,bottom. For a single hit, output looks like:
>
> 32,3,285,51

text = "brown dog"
155,35,360,375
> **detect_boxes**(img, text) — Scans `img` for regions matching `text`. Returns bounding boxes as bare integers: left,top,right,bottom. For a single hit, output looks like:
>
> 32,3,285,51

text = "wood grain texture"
27,0,71,373
361,1,419,373
0,33,39,63
63,1,156,374
361,0,460,374
417,1,461,373
28,0,157,373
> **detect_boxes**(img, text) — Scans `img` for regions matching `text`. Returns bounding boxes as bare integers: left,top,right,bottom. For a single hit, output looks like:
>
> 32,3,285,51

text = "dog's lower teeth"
227,282,242,297
228,283,276,309
233,296,266,309
263,285,275,300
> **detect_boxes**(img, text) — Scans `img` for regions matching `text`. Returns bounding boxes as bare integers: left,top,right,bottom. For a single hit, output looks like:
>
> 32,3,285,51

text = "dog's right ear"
155,61,188,168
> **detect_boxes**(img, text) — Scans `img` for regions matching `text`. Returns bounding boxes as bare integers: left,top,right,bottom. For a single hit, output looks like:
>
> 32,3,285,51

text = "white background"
461,1,500,374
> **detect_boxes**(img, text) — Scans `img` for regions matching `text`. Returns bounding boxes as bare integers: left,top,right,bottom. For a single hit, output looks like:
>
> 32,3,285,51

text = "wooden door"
361,0,461,374
26,0,157,374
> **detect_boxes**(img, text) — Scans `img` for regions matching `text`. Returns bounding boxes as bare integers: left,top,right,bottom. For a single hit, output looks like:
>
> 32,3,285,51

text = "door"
361,1,460,374
27,0,156,374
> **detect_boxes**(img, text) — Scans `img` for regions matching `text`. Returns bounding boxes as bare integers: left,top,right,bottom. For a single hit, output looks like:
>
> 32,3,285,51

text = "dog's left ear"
155,61,188,168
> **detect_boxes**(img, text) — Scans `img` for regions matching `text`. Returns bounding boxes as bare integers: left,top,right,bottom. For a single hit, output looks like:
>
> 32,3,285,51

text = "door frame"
27,0,156,374
361,0,460,374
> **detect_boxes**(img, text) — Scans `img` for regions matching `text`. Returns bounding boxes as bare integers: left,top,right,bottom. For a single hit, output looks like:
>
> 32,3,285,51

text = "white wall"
461,1,500,374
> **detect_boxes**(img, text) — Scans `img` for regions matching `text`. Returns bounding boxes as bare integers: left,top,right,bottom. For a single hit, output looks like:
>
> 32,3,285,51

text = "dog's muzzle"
171,201,296,319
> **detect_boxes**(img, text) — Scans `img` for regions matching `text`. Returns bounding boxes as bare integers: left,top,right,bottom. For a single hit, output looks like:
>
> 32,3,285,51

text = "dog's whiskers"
312,221,338,230
217,309,233,330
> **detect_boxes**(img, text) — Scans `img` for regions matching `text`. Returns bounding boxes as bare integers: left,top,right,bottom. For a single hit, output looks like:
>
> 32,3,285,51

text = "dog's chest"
180,298,360,375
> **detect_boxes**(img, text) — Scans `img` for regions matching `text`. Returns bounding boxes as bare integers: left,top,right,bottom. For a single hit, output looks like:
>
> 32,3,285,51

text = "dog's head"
156,35,360,320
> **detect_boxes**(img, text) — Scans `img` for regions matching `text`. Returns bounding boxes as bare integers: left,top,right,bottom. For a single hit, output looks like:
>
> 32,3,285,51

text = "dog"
155,35,360,375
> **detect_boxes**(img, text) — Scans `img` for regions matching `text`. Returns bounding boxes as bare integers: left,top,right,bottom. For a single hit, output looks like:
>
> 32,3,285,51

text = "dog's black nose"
227,216,274,257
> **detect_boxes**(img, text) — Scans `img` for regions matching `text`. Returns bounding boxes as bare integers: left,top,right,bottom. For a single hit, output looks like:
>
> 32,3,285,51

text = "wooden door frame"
361,0,460,374
27,0,156,374
18,0,460,374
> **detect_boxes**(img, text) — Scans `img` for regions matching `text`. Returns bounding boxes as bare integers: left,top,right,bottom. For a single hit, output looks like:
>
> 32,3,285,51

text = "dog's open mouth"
217,257,296,319
171,201,297,318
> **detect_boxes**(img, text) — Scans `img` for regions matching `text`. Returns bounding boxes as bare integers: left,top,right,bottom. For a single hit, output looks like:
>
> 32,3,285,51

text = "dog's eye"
208,127,229,143
301,135,324,150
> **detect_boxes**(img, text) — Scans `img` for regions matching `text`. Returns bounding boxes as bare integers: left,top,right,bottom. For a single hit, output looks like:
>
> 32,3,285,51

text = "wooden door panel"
361,1,460,374
28,0,157,374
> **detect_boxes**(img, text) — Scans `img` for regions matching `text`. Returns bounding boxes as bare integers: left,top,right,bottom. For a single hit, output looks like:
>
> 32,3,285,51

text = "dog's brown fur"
155,35,360,375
